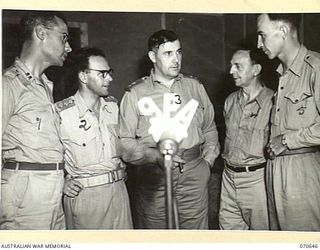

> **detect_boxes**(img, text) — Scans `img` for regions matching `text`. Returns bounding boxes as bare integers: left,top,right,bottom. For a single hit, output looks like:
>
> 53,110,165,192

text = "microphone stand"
158,138,179,229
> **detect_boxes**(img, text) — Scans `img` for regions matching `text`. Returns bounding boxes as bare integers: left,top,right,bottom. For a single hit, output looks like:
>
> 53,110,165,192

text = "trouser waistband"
278,147,319,157
225,162,266,173
2,162,64,171
74,169,125,188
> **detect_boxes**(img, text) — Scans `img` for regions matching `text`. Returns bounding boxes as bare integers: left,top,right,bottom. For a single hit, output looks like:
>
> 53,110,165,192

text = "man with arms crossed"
257,13,320,230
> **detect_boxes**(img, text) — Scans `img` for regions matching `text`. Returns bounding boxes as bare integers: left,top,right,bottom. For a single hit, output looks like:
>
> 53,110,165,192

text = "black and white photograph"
1,0,320,246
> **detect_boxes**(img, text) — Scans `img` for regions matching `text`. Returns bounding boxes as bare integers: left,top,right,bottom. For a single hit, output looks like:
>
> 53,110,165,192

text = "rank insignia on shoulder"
305,53,320,69
55,97,75,112
185,74,199,80
125,77,148,91
103,95,118,103
3,67,20,79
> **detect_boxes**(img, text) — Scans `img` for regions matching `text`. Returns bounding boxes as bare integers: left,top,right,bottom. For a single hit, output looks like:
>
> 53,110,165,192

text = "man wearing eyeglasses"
1,11,72,230
55,47,132,229
119,30,220,229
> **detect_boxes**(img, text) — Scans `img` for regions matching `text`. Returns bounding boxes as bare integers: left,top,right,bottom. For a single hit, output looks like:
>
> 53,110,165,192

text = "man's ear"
254,64,262,76
279,23,290,38
79,71,87,84
148,50,156,63
34,25,46,41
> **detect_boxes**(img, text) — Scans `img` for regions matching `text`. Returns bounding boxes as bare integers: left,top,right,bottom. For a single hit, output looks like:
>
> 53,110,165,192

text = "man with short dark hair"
1,11,72,230
219,48,273,230
56,47,132,229
257,13,320,231
119,29,220,229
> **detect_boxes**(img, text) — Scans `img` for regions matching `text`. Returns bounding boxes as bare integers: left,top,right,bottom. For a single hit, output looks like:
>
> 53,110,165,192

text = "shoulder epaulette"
3,66,20,79
125,76,148,92
55,96,75,112
305,52,320,69
183,74,202,84
103,95,118,103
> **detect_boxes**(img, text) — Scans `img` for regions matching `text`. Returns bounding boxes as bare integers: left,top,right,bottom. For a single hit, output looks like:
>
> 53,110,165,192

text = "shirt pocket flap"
284,90,312,104
70,130,97,147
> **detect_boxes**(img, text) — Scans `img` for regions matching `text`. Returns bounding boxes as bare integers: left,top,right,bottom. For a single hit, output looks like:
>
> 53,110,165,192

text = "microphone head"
157,131,179,155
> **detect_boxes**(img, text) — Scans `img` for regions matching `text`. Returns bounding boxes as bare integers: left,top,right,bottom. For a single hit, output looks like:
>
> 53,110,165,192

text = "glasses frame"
44,27,70,44
86,68,113,78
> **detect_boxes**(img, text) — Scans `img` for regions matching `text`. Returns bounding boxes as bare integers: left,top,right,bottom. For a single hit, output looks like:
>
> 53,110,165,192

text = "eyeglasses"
86,68,113,78
45,27,70,44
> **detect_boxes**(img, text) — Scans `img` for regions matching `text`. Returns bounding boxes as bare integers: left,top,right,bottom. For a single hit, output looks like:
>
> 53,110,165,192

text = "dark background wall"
3,10,320,229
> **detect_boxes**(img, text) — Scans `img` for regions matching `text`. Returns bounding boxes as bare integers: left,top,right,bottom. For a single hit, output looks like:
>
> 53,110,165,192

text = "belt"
278,147,319,156
2,162,64,171
225,162,266,173
75,169,125,188
176,145,201,162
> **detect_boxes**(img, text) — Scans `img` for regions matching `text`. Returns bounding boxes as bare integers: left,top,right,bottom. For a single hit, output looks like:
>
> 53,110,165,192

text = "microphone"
157,130,179,156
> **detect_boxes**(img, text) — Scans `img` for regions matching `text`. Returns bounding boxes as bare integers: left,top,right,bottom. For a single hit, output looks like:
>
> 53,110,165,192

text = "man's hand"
173,155,186,167
266,134,287,160
156,152,186,169
63,178,84,198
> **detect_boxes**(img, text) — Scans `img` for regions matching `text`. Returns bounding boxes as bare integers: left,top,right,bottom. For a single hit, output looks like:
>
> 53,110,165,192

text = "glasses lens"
101,69,113,78
107,69,113,77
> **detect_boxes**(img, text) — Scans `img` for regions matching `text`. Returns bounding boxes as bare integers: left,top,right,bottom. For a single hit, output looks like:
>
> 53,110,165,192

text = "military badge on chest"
297,106,306,115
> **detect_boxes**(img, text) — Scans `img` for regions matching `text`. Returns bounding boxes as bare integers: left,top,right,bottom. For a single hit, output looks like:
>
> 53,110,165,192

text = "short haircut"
148,29,179,51
233,47,268,78
19,11,68,42
267,14,301,32
70,47,106,73
234,46,266,66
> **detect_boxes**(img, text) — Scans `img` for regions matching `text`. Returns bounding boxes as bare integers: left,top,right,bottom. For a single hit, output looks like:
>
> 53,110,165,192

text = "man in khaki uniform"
56,47,132,229
257,13,320,231
1,11,72,230
119,30,220,229
219,48,273,230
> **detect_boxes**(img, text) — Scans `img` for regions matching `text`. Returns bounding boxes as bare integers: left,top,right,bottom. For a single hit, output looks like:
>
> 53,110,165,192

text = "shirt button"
277,108,280,112
280,86,284,90
82,143,86,147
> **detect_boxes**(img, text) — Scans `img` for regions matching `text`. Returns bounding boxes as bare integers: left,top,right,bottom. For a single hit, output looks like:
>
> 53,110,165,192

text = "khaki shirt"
271,45,320,149
2,58,63,163
56,91,123,177
222,87,274,167
119,71,220,166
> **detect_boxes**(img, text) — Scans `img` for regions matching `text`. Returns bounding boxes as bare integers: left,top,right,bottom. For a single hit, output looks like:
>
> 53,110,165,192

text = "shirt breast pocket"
69,130,100,164
284,91,317,130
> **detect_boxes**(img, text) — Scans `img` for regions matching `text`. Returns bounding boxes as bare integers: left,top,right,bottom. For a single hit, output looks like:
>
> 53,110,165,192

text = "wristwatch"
281,135,288,148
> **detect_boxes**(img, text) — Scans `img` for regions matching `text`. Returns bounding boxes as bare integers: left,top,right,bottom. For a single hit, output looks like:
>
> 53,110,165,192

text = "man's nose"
257,36,263,49
229,65,235,74
65,42,72,53
172,53,179,63
106,74,113,82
